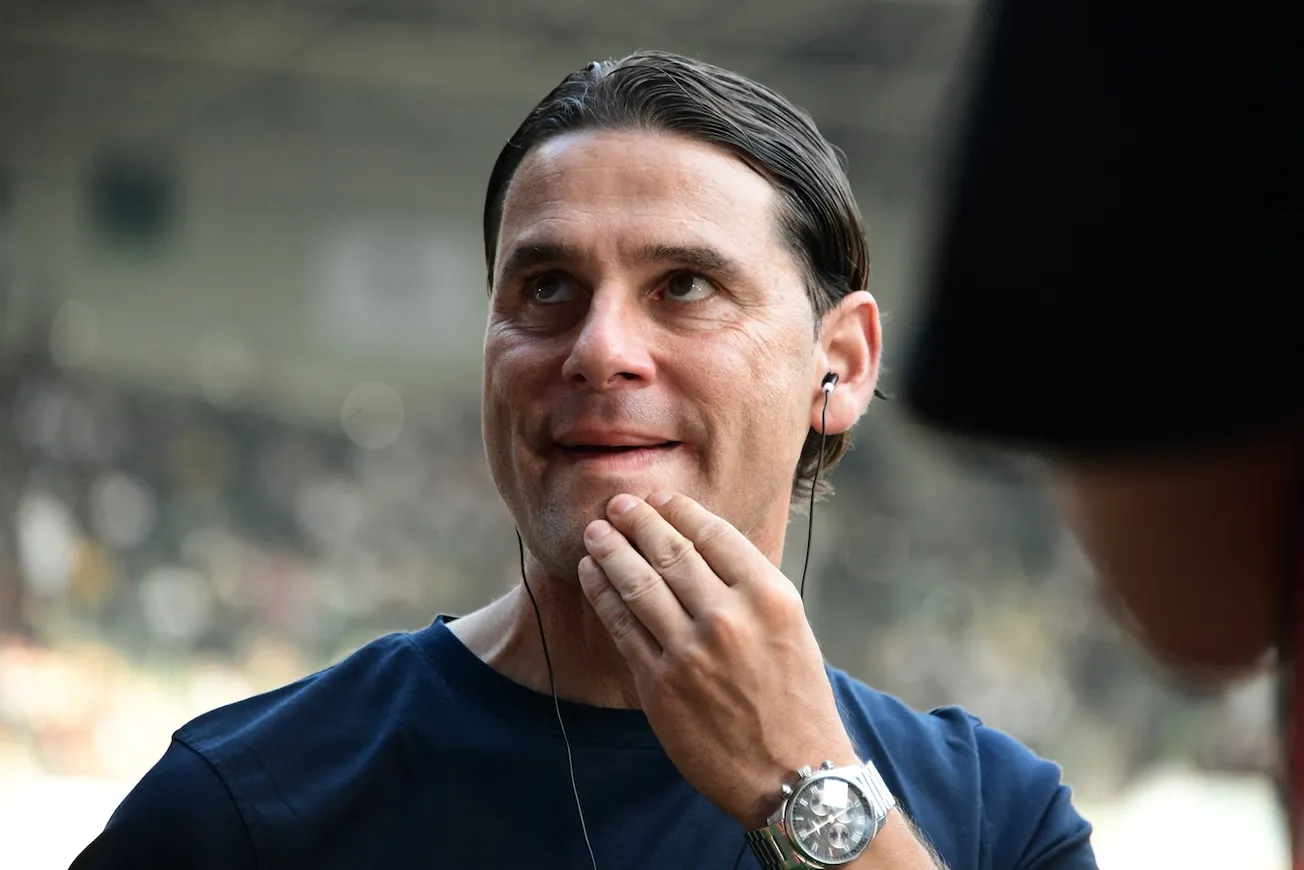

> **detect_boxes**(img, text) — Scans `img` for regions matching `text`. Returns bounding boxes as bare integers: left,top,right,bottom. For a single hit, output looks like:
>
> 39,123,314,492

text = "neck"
450,504,793,710
449,559,644,709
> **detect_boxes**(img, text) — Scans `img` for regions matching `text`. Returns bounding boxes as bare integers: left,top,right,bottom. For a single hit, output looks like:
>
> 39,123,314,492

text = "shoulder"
178,628,433,758
74,629,442,867
829,670,1096,869
70,740,254,869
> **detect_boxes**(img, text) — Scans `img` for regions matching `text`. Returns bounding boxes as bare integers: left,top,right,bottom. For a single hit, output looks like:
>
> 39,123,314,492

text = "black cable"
729,832,750,869
799,386,832,601
735,387,833,863
519,531,599,870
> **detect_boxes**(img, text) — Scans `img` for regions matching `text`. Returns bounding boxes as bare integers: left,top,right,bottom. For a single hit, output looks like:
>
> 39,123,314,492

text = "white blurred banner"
312,220,483,360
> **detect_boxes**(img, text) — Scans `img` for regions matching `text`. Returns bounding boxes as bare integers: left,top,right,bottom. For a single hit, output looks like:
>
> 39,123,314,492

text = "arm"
974,725,1097,870
70,740,256,870
846,810,947,869
1016,791,1096,870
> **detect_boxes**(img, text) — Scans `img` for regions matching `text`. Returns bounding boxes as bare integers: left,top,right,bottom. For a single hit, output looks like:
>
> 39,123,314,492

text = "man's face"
483,130,821,582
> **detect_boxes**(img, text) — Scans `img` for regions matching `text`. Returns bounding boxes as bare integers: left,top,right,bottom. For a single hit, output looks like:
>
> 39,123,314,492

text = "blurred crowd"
0,342,1279,803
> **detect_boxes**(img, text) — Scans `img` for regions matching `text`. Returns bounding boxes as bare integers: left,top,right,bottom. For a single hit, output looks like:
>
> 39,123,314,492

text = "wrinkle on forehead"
494,130,788,275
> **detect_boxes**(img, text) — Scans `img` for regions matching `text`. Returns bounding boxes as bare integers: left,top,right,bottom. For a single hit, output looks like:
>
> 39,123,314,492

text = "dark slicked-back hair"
482,49,871,500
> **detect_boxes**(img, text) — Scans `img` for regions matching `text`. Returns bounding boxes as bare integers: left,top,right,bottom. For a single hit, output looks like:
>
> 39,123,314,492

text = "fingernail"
577,557,601,598
608,494,637,516
646,491,673,509
585,520,612,543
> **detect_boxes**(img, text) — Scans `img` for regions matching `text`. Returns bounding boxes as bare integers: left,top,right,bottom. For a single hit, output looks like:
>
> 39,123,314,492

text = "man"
72,51,1097,869
900,0,1303,861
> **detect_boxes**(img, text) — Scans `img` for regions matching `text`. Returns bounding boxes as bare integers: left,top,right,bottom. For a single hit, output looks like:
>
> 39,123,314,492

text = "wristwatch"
746,759,897,868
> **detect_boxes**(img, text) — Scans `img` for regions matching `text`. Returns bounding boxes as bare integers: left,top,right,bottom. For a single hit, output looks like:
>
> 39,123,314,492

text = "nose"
561,287,656,390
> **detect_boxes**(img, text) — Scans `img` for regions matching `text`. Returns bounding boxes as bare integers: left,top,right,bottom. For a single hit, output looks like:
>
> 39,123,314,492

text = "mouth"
560,441,680,454
555,440,683,469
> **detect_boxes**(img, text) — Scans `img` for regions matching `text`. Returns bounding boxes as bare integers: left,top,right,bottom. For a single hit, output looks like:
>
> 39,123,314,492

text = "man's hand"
577,490,858,830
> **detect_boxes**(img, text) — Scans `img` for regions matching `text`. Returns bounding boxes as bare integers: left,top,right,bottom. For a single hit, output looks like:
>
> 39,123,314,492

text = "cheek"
484,330,551,400
741,333,813,425
481,342,506,412
481,337,526,440
698,337,811,458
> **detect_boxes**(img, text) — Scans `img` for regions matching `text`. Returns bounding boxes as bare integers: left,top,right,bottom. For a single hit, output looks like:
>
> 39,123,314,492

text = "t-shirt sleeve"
69,740,256,870
974,723,1097,870
901,0,1304,457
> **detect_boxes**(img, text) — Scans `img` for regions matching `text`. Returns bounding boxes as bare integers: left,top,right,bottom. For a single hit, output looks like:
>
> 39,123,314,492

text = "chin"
513,472,708,581
516,500,605,583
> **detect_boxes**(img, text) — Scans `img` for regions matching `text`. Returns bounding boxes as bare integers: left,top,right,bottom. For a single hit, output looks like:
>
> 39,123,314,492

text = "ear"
811,290,881,435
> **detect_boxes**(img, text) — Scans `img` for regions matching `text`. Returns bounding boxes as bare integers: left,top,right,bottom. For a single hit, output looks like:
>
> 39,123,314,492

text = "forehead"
495,130,789,271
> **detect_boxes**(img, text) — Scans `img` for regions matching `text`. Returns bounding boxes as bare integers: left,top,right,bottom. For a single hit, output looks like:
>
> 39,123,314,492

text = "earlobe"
811,372,855,436
811,291,881,435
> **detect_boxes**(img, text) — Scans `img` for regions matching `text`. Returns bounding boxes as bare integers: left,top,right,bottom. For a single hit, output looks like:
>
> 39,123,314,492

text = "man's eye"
529,274,578,304
662,273,716,303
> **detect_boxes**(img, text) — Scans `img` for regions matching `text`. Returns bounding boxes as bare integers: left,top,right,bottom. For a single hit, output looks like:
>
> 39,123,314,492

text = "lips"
560,442,679,453
554,429,680,450
552,431,682,467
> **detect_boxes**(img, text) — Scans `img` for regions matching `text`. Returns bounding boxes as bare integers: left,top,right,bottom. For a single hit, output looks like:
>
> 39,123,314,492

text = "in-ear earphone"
519,372,842,870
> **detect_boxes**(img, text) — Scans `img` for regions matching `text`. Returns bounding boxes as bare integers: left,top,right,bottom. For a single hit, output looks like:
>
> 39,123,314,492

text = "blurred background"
0,1,1286,867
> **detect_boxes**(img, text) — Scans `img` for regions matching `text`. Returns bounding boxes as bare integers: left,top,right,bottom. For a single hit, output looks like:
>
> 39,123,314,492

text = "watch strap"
857,759,897,820
747,824,807,870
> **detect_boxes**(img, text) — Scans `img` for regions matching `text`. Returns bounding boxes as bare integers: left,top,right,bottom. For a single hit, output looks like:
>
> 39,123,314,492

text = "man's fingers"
603,495,721,614
644,491,771,587
577,556,661,666
583,518,692,646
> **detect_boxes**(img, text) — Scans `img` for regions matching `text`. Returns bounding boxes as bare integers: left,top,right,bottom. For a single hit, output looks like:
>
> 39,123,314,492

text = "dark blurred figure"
902,0,1303,861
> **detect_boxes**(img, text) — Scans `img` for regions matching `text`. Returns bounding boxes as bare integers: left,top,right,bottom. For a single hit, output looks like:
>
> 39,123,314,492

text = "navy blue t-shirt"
72,616,1096,869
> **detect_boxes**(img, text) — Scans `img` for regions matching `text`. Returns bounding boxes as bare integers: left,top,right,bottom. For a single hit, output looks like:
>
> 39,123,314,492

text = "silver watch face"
787,774,873,865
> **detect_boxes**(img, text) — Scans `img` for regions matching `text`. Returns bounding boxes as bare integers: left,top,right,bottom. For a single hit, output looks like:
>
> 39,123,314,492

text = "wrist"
737,737,861,830
844,810,942,869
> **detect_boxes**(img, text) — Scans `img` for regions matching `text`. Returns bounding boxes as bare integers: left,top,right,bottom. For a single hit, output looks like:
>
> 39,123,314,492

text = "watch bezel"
783,770,875,866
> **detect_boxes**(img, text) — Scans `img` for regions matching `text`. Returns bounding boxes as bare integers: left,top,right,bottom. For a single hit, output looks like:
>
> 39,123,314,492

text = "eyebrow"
495,241,577,286
494,240,743,286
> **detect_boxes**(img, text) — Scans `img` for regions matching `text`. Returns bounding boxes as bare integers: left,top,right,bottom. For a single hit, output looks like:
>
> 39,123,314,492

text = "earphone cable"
518,531,600,870
799,386,832,602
